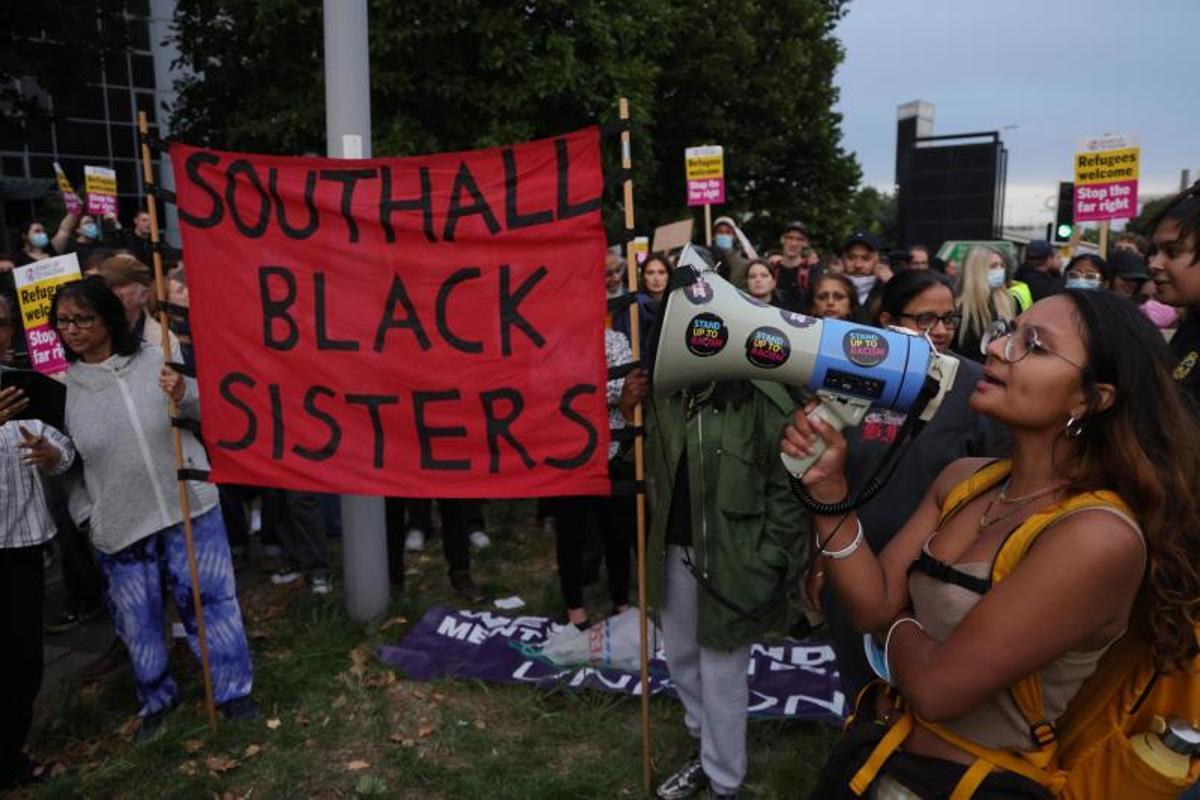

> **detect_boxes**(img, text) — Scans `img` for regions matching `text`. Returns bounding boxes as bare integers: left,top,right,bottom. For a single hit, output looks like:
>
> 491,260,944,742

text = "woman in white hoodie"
50,276,255,739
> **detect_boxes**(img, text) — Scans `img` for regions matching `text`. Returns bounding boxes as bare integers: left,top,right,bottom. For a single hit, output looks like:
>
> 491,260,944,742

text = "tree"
168,0,859,248
843,186,896,244
1126,194,1180,237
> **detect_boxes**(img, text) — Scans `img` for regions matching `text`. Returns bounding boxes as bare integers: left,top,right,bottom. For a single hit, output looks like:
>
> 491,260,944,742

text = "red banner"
172,128,610,497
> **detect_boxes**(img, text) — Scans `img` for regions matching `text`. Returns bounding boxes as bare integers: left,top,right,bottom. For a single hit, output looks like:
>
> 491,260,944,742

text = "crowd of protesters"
3,181,1200,799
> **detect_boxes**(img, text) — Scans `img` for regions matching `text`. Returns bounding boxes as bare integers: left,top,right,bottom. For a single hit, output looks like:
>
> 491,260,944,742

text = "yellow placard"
1074,147,1139,185
685,146,724,180
84,167,118,195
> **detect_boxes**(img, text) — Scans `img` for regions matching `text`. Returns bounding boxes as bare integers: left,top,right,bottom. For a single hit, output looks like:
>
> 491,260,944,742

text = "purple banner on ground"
376,606,845,723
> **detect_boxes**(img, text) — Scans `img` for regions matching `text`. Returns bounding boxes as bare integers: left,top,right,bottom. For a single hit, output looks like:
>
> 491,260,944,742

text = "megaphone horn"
651,244,959,480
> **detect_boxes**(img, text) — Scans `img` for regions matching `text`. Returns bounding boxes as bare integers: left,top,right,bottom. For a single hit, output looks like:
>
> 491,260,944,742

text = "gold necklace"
979,480,1061,530
997,480,1066,505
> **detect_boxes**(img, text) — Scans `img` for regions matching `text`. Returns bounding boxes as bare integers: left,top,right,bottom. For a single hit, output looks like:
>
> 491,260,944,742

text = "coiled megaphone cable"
788,374,941,516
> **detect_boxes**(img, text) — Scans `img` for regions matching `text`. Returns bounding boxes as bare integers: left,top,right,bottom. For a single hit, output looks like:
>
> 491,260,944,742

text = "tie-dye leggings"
94,507,254,716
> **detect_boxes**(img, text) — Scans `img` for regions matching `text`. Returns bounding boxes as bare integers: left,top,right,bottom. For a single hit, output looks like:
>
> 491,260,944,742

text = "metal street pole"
323,0,389,622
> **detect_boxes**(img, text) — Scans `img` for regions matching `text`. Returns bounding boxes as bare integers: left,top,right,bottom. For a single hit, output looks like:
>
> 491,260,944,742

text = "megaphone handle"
780,395,872,480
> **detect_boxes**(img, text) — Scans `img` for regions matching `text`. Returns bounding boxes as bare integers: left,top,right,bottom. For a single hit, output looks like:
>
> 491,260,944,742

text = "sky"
833,0,1199,227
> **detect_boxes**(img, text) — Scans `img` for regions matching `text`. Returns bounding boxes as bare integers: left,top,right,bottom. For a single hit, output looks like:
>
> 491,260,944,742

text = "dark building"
0,1,177,255
894,100,1007,251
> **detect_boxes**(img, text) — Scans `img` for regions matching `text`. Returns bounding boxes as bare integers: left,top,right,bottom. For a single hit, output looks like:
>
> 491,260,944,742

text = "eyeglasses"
899,311,961,332
1065,270,1102,281
54,314,97,331
979,319,1085,370
815,291,848,302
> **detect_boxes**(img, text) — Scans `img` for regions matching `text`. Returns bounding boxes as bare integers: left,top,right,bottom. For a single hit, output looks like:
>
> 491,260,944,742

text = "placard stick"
1099,220,1110,256
137,111,219,734
704,204,712,246
618,97,653,798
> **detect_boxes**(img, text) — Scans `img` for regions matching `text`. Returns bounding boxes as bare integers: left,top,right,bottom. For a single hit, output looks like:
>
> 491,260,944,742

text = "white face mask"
1065,277,1102,291
987,268,1007,289
847,274,877,301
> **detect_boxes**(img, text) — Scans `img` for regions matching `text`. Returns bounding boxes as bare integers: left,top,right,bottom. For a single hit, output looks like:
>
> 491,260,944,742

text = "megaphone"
653,245,960,480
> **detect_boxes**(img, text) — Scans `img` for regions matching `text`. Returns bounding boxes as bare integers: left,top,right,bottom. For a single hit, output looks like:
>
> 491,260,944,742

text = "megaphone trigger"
780,392,872,480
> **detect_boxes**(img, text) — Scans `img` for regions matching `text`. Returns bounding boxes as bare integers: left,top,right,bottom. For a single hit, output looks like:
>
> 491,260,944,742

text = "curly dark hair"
49,276,141,362
1149,181,1200,265
1060,288,1200,667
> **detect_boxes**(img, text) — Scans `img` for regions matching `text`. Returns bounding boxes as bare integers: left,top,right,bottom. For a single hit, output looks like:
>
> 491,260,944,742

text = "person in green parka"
639,375,808,800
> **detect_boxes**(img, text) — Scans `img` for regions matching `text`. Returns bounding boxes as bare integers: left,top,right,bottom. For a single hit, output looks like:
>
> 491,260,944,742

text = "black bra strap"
908,550,991,595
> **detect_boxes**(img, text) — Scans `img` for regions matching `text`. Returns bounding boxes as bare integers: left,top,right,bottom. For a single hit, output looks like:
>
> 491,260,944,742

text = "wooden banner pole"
1099,220,1110,256
137,111,219,734
618,97,653,798
704,203,712,246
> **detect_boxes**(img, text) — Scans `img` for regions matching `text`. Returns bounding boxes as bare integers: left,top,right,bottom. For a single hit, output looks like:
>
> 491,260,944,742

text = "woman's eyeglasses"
980,318,1084,370
899,311,961,331
815,291,848,302
54,314,97,331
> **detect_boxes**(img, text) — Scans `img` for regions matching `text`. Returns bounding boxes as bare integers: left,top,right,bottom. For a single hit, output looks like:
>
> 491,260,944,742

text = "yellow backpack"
850,459,1200,799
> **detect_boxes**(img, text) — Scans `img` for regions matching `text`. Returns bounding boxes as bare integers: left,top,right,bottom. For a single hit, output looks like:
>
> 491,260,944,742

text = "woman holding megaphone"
784,290,1200,798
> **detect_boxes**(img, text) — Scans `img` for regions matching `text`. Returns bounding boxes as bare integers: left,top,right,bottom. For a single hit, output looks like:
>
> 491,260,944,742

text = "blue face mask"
1065,277,1102,291
81,222,100,240
987,268,1007,289
29,231,49,249
714,233,734,250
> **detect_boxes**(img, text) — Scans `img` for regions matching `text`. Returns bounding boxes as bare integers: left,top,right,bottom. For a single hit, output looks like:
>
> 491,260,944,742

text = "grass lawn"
22,501,837,799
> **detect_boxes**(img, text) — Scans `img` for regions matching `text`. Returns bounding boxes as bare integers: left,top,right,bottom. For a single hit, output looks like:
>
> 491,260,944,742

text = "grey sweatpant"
660,545,752,795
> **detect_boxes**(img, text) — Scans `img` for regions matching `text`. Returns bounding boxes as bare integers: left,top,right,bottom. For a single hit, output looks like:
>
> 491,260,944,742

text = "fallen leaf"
294,712,310,727
49,762,68,778
321,716,331,727
205,755,239,774
432,693,445,702
349,644,371,678
388,731,405,743
473,719,486,730
346,759,371,771
333,694,348,709
417,723,436,738
184,739,205,754
379,615,408,631
247,628,269,641
266,718,281,730
117,717,140,738
244,743,264,758
400,738,416,748
178,760,199,776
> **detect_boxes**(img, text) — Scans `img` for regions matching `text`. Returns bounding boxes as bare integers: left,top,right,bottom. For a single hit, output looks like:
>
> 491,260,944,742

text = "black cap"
1108,249,1150,281
1026,240,1053,259
842,231,880,254
782,220,807,235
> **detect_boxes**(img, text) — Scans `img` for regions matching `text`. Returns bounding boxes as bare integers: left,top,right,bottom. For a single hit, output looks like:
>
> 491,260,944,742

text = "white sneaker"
271,570,302,585
404,528,426,552
469,530,491,549
310,575,332,595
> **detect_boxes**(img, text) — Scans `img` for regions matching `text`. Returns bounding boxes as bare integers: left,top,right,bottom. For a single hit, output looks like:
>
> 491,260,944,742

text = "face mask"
848,274,877,300
714,233,734,250
1065,277,1102,291
29,232,49,249
987,268,1006,289
81,223,100,240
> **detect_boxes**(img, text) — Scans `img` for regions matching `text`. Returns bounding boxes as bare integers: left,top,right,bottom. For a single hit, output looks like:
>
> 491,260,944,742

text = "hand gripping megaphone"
652,245,960,483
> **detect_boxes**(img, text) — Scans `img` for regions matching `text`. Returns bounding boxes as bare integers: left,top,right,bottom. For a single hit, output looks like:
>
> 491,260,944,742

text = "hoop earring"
1065,416,1085,438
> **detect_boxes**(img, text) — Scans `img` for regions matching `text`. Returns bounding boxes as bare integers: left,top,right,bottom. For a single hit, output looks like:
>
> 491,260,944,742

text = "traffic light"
1054,181,1074,242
